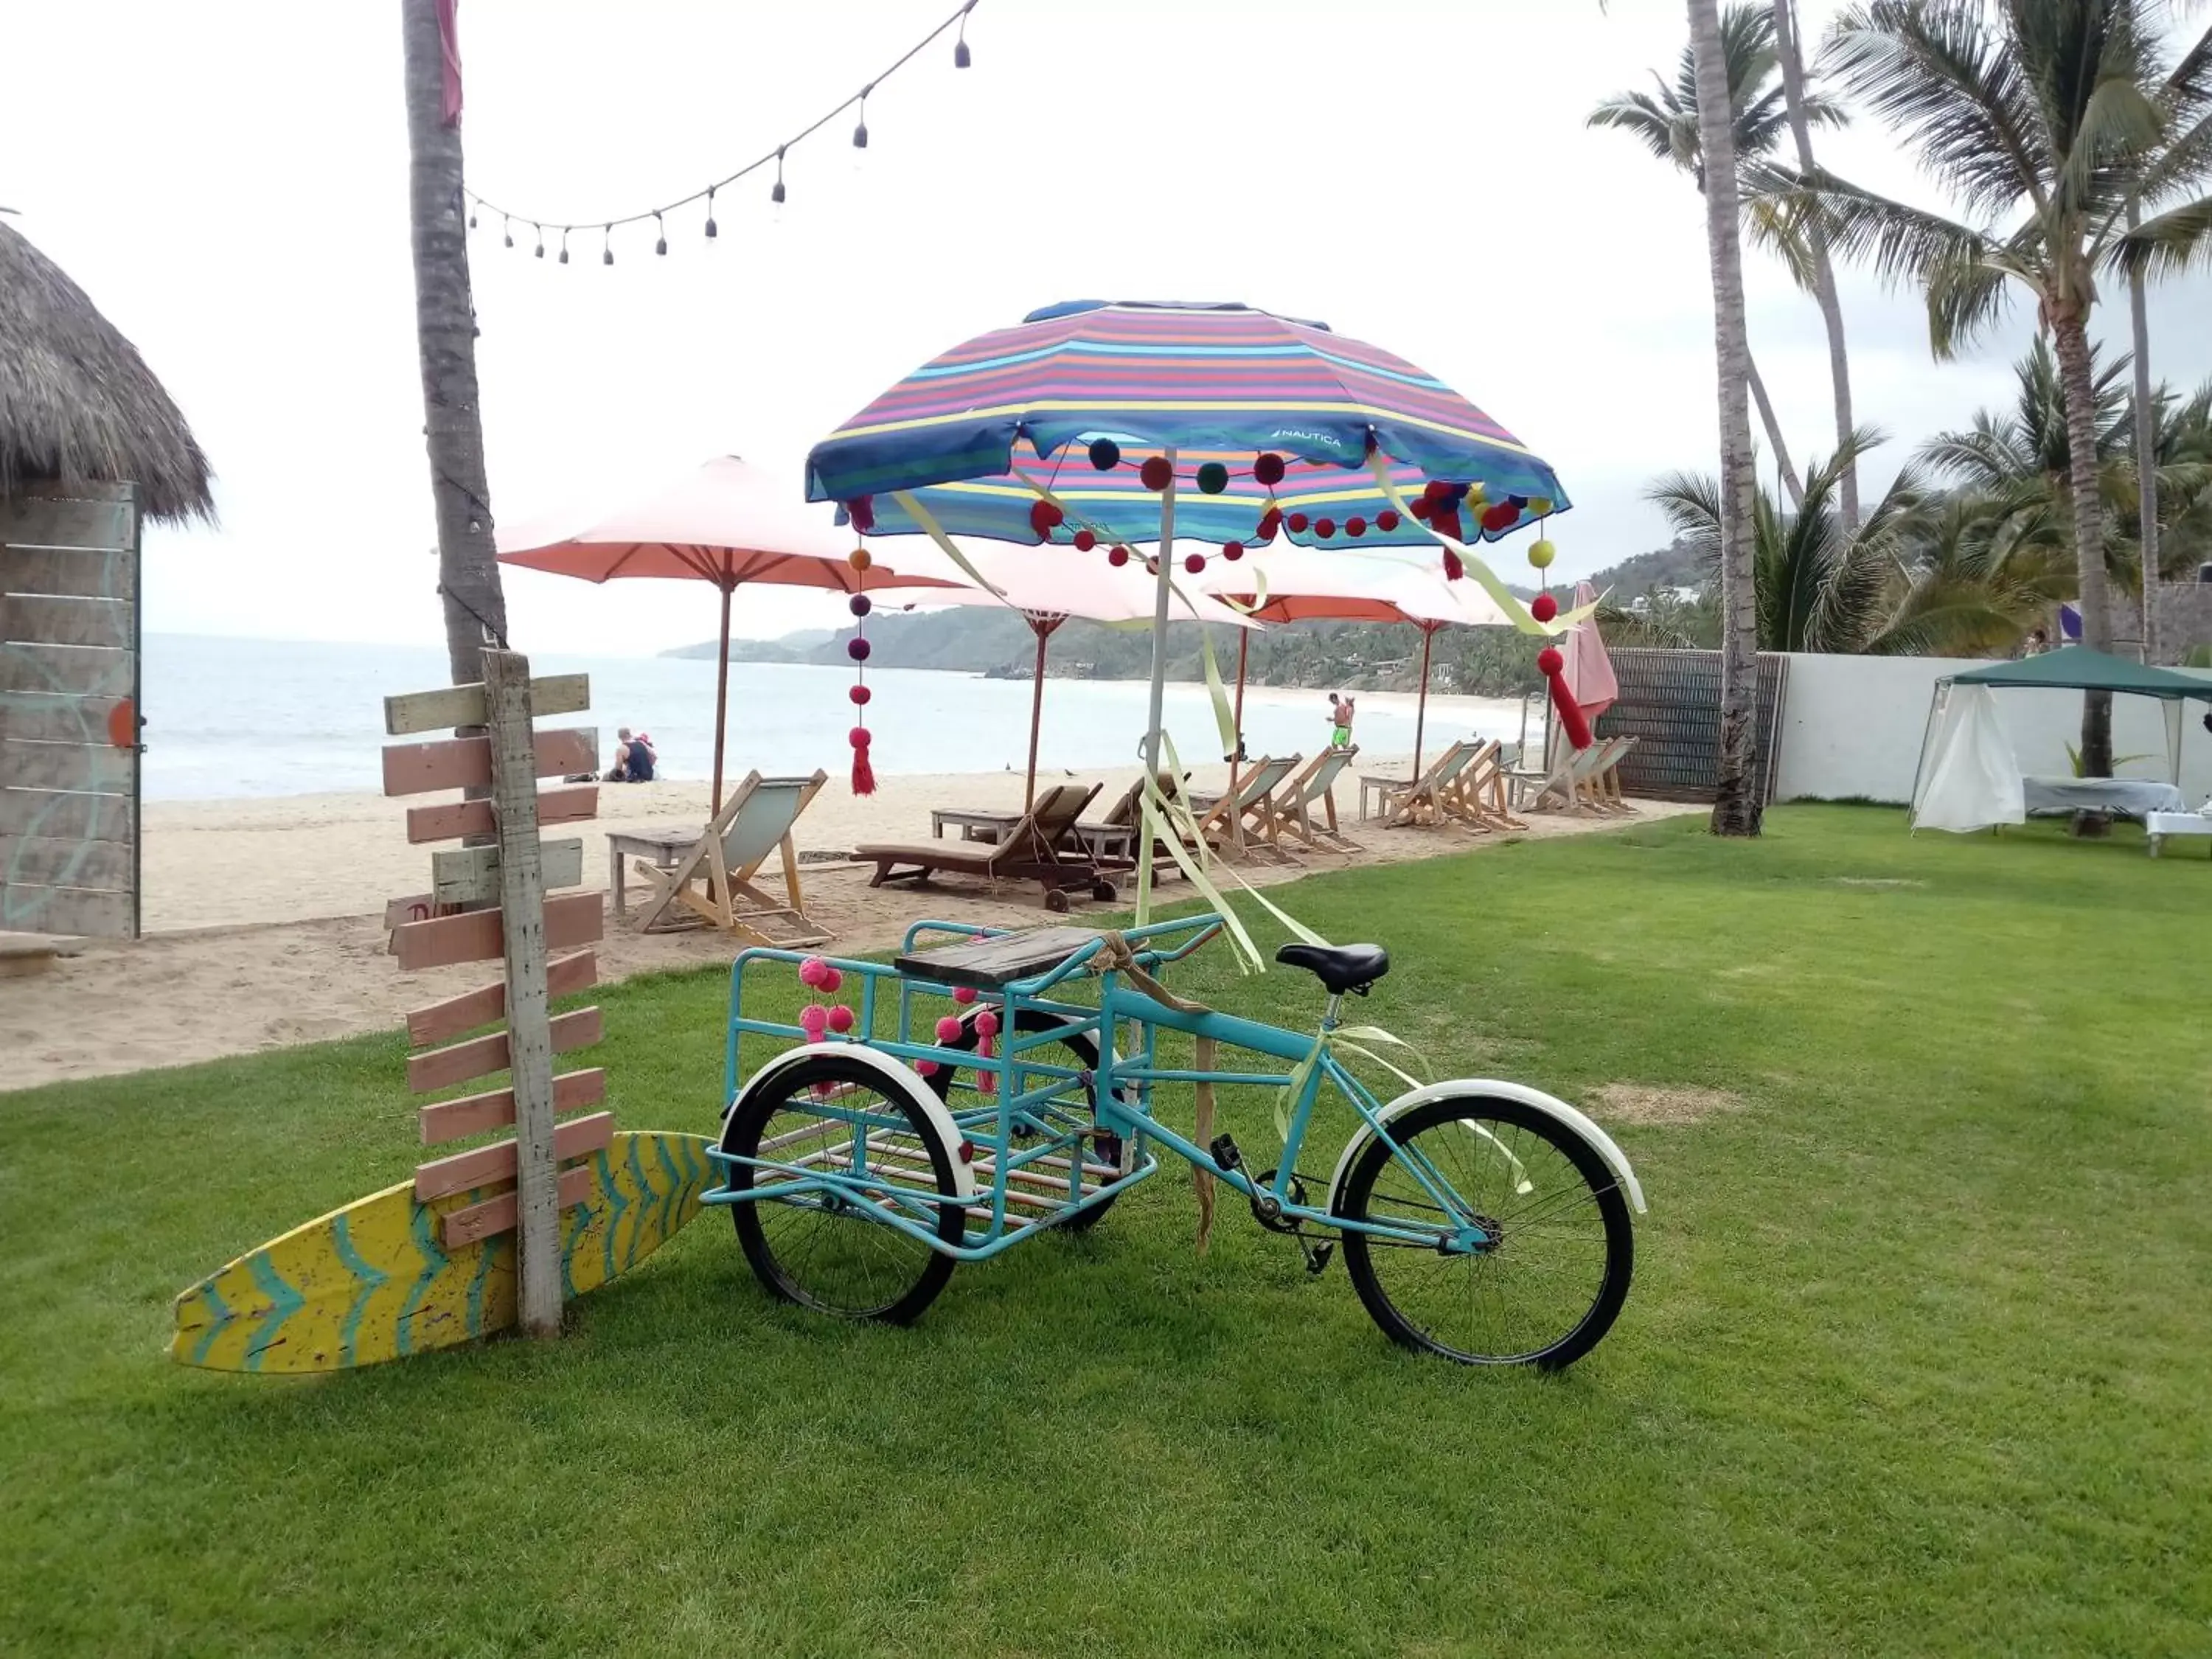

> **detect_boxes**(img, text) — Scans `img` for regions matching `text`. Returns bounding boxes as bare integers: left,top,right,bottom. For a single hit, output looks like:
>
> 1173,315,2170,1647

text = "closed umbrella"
497,456,959,808
868,539,1256,806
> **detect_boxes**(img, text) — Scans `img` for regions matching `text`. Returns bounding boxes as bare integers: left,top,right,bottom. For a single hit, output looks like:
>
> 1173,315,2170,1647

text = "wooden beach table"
1358,772,1408,823
930,807,1011,843
606,830,692,920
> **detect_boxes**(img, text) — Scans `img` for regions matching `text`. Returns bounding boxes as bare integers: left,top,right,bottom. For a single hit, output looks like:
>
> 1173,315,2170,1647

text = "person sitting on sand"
603,728,656,783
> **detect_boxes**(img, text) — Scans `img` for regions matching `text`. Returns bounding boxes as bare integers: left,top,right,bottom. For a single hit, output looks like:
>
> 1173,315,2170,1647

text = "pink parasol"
868,541,1255,806
1562,579,1618,721
497,456,960,808
1199,547,1509,780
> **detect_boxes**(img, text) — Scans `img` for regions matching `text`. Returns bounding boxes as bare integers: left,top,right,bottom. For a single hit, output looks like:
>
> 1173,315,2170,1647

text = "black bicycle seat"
1275,942,1390,996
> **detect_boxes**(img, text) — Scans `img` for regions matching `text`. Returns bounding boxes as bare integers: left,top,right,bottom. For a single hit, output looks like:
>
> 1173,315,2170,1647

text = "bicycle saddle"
1274,942,1390,996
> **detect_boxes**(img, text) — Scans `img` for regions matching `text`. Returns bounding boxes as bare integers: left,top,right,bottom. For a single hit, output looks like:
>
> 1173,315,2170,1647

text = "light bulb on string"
654,211,667,256
852,84,872,151
771,145,787,218
602,223,614,265
501,215,513,249
533,223,545,259
955,1,975,67
558,228,570,265
703,187,717,240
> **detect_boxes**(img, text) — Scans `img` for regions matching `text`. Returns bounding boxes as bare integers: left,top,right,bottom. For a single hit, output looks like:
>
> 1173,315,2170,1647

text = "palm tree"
1590,2,1848,505
1687,0,1767,835
401,0,508,688
1775,1,2211,786
1770,0,1864,528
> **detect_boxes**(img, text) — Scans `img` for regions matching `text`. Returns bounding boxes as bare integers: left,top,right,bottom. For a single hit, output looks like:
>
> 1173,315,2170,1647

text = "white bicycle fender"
1329,1079,1647,1216
728,1043,975,1200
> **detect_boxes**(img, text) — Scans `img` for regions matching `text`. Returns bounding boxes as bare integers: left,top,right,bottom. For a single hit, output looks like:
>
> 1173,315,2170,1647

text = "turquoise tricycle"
706,914,1646,1369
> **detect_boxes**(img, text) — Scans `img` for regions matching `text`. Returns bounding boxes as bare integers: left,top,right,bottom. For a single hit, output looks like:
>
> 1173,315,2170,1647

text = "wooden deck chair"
1587,736,1638,814
1447,740,1526,832
1193,754,1301,863
1380,742,1477,828
1522,741,1615,815
1271,746,1363,852
860,782,1121,910
635,769,831,942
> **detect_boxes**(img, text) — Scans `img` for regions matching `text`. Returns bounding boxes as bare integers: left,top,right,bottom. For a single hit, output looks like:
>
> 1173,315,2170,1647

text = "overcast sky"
8,0,2208,655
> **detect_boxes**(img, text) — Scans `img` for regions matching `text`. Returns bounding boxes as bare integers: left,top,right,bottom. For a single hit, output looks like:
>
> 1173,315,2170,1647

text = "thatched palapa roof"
0,219,212,523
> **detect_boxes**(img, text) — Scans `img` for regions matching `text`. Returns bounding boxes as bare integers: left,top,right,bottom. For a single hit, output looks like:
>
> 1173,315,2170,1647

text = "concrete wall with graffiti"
0,483,139,938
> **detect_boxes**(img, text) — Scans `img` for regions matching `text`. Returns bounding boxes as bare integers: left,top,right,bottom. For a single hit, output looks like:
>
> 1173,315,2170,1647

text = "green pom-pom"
1528,538,1557,571
1196,462,1229,495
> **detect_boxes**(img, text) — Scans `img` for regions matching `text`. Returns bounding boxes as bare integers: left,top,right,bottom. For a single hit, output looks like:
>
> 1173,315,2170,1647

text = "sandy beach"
2,757,1693,1093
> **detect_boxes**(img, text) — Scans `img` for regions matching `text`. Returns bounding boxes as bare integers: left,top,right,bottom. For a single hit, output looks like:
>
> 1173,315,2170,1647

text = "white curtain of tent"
1911,684,2027,834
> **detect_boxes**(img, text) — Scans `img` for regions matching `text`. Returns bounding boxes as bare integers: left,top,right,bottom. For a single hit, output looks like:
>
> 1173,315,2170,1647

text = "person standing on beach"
1328,693,1355,749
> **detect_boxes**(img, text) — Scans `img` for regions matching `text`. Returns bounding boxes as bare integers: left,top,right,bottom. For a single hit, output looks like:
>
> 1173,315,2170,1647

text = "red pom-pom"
1073,529,1097,552
1421,479,1451,504
1029,499,1065,535
1314,518,1336,538
1107,544,1130,566
1531,592,1559,623
1408,497,1433,521
849,683,872,706
1184,553,1206,574
1537,647,1565,677
1286,512,1310,533
827,1005,855,1034
1222,540,1245,562
1253,452,1286,487
1377,510,1400,532
1442,547,1464,582
849,725,872,748
1346,517,1367,538
851,745,876,795
1257,507,1283,540
847,495,877,533
1481,502,1517,533
1140,456,1173,491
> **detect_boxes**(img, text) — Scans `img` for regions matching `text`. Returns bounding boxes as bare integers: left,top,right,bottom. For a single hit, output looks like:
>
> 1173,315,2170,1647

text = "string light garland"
464,0,979,260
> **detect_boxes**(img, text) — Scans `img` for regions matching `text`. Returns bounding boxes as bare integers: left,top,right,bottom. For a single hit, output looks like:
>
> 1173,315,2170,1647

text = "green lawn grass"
4,807,2208,1657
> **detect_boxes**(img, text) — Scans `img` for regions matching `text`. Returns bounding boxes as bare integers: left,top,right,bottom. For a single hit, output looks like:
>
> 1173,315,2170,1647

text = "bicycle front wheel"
1336,1096,1633,1370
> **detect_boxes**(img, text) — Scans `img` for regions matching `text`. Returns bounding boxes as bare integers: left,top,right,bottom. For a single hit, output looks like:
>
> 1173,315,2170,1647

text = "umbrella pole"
712,579,734,813
1138,450,1179,924
1412,625,1434,777
1024,621,1051,809
1229,627,1249,793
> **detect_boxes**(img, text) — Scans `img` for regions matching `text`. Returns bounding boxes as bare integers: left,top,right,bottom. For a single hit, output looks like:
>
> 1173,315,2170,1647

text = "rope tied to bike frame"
1091,931,1220,1253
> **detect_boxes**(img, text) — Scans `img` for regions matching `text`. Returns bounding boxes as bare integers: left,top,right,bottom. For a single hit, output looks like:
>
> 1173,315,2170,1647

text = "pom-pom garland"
1184,552,1206,574
1286,512,1310,533
1073,529,1097,552
1107,544,1131,566
1088,438,1121,471
849,594,872,617
846,637,871,662
1377,509,1400,532
1222,540,1245,561
1195,462,1229,495
1314,518,1336,538
1029,499,1065,536
1528,538,1557,570
1140,456,1173,491
1253,452,1286,487
1531,591,1559,624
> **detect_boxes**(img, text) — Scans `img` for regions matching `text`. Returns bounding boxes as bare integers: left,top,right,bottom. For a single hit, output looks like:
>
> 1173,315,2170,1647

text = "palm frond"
2116,189,2212,276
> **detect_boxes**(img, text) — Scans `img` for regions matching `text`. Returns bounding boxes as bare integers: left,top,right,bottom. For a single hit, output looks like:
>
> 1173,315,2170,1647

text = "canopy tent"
1909,647,2212,833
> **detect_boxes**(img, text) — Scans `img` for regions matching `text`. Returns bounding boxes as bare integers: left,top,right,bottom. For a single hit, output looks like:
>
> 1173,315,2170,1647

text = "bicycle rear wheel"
1336,1096,1632,1369
722,1054,964,1324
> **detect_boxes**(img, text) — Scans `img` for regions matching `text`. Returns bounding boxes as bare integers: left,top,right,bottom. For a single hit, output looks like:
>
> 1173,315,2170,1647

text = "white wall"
1773,653,2212,806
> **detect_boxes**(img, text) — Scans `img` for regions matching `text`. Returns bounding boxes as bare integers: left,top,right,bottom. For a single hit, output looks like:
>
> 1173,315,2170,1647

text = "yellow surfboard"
172,1131,714,1374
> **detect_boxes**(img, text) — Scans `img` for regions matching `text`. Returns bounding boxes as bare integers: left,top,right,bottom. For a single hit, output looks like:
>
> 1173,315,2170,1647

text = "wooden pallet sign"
381,651,608,1338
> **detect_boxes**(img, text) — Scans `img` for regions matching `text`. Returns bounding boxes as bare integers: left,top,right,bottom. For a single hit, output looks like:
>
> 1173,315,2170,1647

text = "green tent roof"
1948,645,2212,701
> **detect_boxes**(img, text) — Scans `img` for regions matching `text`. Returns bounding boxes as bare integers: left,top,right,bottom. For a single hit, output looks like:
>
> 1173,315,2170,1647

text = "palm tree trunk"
403,0,507,687
2126,196,2160,664
1690,0,1764,837
2050,311,2115,786
1770,0,1859,532
1745,351,1805,507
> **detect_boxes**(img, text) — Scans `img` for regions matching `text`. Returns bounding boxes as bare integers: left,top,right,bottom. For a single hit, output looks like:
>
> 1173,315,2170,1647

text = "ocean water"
141,634,1532,801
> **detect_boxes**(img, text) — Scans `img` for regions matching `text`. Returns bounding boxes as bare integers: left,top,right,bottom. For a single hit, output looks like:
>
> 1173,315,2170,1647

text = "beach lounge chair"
859,782,1123,911
1517,739,1623,816
1191,754,1302,863
633,769,832,943
1380,742,1478,829
1270,746,1363,852
1588,736,1638,813
1445,741,1526,832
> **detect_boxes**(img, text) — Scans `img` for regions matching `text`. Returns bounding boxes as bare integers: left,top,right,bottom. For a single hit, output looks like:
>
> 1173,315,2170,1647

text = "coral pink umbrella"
1200,547,1509,781
869,540,1256,807
497,456,960,809
1562,579,1618,721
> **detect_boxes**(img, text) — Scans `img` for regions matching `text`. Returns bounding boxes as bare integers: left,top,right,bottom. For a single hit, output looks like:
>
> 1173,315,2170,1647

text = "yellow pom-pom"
1527,538,1557,571
1528,495,1554,517
1465,481,1488,506
847,546,872,573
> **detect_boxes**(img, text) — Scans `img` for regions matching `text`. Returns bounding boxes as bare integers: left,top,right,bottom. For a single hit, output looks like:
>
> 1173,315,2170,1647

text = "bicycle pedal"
1303,1241,1335,1277
1208,1134,1242,1173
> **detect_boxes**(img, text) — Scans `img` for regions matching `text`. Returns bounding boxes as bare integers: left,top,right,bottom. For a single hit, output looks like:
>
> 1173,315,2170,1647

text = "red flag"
437,0,464,125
